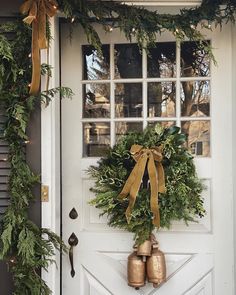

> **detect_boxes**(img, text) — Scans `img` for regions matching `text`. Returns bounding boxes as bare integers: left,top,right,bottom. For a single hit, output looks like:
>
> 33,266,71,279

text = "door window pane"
181,41,210,77
181,81,210,117
115,122,143,141
147,42,176,78
82,45,110,80
148,82,176,117
148,121,175,128
114,44,142,79
83,122,110,157
83,84,110,118
181,120,210,157
115,83,142,118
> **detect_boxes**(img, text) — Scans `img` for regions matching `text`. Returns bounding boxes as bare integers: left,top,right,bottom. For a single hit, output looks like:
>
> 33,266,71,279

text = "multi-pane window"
82,41,211,158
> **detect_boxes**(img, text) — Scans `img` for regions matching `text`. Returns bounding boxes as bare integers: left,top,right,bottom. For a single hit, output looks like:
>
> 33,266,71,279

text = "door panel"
61,22,233,295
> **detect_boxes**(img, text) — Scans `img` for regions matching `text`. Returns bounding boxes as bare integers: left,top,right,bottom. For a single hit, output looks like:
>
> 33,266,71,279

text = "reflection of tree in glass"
148,82,175,117
148,42,176,78
147,43,176,117
83,45,110,80
181,80,210,117
83,84,110,118
115,44,143,117
83,46,111,118
180,42,211,156
181,41,210,77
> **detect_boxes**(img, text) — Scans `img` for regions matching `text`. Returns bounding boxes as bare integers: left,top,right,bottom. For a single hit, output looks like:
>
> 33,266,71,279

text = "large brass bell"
127,251,146,289
137,238,152,258
146,244,166,288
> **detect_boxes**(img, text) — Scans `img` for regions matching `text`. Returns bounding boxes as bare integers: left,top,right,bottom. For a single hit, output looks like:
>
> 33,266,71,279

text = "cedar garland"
0,21,71,295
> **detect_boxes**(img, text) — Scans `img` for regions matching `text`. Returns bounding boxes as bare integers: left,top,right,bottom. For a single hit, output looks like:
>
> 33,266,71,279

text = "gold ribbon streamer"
20,0,58,95
118,145,166,227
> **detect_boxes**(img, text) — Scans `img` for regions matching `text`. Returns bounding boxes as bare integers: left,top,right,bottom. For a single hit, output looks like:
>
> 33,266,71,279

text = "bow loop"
20,0,58,95
118,145,166,228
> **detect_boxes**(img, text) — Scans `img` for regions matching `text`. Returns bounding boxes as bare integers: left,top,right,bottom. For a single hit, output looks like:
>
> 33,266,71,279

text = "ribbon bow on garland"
20,0,58,95
118,144,166,228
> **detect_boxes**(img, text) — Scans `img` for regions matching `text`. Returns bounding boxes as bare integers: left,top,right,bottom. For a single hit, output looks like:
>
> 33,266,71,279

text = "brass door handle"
68,232,79,277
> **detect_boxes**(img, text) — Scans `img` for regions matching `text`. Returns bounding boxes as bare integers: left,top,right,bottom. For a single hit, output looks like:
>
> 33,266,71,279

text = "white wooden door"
61,21,234,295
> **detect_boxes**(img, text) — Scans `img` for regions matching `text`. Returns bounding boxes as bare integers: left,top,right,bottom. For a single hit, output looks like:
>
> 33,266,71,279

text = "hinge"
41,185,49,202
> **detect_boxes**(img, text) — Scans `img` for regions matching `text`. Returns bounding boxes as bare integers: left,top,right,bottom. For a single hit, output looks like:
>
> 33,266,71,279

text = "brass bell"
137,238,152,257
146,245,166,288
127,251,146,289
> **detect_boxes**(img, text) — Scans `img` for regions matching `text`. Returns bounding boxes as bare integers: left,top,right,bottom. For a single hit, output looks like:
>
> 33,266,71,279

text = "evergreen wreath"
88,125,205,245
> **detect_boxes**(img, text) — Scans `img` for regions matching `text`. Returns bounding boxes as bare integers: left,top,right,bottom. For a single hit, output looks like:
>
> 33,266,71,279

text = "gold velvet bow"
20,0,58,95
118,144,166,228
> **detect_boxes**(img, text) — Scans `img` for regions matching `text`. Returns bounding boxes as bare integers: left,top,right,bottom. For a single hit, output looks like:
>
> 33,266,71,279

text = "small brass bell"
127,251,146,289
146,245,166,288
137,238,152,258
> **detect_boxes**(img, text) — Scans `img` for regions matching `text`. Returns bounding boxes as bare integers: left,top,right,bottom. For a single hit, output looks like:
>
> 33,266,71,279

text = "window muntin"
82,41,211,158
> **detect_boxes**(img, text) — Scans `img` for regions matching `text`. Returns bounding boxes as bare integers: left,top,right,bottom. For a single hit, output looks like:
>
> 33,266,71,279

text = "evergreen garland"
88,125,205,245
0,21,71,295
58,0,236,56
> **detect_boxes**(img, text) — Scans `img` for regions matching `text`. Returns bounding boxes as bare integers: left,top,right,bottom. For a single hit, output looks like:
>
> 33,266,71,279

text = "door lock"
69,207,78,219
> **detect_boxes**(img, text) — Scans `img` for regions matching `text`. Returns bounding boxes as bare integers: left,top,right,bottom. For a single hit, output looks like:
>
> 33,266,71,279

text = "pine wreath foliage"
88,125,205,245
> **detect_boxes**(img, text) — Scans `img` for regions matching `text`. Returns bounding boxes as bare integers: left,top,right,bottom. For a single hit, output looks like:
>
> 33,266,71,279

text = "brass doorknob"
68,232,79,277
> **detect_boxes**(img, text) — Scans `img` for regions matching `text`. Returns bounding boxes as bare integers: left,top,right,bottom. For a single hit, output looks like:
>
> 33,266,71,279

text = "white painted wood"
232,23,236,294
41,17,61,295
60,21,234,295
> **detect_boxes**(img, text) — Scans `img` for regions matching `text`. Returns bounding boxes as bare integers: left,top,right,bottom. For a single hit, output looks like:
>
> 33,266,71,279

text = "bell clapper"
153,283,159,288
135,287,140,290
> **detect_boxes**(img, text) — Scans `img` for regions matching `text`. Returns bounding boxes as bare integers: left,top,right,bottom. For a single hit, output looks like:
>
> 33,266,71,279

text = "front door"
60,21,234,295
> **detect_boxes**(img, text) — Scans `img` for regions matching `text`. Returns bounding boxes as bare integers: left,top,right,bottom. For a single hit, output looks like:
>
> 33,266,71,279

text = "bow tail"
157,163,166,193
118,160,141,201
29,18,41,95
123,155,148,223
38,0,47,49
148,154,160,227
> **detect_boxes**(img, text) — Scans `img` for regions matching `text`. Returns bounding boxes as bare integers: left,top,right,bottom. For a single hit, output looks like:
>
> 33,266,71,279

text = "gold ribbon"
20,0,58,95
118,145,166,228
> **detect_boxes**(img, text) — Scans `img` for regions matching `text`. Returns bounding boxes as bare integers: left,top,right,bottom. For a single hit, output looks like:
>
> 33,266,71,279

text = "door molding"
41,16,61,295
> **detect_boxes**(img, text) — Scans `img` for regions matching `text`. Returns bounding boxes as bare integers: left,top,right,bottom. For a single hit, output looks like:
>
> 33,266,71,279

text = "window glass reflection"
115,122,143,141
114,44,142,79
83,45,110,80
147,42,176,78
181,81,210,117
115,83,142,118
181,41,210,77
83,122,110,157
83,84,110,118
181,120,210,157
148,82,176,117
148,121,175,128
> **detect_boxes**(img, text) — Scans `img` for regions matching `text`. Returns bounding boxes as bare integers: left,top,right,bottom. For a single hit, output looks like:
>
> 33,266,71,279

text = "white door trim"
41,16,61,295
232,23,236,294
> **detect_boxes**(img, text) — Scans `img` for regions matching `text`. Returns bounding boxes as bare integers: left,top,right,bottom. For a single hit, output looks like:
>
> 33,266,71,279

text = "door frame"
41,13,236,295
